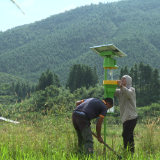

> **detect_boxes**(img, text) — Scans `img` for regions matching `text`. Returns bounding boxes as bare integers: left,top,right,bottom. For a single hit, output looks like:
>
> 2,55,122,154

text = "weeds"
0,108,160,159
138,117,160,154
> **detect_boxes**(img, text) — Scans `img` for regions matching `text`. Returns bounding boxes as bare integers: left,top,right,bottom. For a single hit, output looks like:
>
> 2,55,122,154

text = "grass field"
1,112,160,160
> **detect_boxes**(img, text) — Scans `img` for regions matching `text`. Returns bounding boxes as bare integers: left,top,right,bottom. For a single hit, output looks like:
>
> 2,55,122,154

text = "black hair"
103,98,113,105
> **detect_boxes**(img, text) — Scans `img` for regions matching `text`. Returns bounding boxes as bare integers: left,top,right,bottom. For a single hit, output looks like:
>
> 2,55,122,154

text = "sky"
0,0,120,32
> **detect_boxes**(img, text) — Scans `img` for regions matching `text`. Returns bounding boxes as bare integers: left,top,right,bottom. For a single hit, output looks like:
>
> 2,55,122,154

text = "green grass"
1,112,160,160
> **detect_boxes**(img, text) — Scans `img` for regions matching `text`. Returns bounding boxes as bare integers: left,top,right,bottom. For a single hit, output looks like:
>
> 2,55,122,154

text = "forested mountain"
0,72,34,85
0,0,160,85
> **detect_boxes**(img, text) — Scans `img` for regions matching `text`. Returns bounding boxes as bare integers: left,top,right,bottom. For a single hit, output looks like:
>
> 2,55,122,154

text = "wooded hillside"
0,0,160,85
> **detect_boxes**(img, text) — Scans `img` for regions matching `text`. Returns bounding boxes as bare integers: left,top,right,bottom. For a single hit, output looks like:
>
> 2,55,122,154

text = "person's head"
103,98,113,109
121,75,132,88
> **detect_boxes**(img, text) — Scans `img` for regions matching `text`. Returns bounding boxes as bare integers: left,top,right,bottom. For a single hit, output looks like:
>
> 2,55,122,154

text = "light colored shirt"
115,75,138,123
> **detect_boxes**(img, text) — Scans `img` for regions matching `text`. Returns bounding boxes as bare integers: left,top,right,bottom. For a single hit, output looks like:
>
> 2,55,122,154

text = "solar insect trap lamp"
90,44,127,149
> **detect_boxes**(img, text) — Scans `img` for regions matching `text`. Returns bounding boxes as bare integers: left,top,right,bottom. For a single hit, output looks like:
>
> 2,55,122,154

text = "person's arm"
96,116,104,143
117,80,135,99
76,100,84,107
121,87,135,99
114,89,120,97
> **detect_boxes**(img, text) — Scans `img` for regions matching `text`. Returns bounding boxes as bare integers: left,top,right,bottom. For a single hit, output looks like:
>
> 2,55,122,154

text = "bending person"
72,97,113,154
115,75,138,153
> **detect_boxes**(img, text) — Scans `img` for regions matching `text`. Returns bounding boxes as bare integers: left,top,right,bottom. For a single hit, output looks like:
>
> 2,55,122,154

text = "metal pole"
104,68,107,149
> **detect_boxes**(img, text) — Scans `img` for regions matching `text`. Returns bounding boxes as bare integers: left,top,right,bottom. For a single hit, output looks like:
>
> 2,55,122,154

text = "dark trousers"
122,118,137,153
72,112,93,154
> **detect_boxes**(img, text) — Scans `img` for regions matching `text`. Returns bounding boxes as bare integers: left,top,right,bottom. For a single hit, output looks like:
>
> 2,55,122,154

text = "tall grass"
1,109,160,159
137,117,160,154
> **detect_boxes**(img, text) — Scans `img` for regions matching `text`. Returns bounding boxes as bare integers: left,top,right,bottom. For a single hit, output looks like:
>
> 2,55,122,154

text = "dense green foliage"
0,72,35,104
0,61,159,108
11,81,35,98
1,83,160,122
0,0,160,85
66,64,98,92
36,69,61,91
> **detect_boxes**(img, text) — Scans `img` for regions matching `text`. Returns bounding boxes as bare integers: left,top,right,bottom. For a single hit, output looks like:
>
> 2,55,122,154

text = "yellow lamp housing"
103,80,118,98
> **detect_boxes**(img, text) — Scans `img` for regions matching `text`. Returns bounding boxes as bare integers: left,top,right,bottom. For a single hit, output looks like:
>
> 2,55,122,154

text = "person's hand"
97,136,103,143
117,80,121,86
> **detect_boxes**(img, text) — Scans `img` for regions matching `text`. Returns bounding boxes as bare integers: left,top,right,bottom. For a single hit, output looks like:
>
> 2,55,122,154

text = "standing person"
72,97,113,154
115,75,138,153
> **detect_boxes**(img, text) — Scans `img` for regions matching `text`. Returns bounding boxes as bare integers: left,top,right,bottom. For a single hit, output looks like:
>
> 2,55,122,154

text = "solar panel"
90,44,127,58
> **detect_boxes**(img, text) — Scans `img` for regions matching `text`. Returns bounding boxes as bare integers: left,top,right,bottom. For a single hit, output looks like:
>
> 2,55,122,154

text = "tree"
119,67,124,79
138,61,144,95
46,69,54,86
92,66,99,86
22,83,26,97
133,63,138,90
66,64,99,92
36,69,61,91
123,66,129,75
37,73,47,91
53,73,61,88
15,81,20,96
151,68,160,102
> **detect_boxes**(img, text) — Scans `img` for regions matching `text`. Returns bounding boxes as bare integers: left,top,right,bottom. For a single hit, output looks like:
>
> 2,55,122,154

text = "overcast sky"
0,0,120,32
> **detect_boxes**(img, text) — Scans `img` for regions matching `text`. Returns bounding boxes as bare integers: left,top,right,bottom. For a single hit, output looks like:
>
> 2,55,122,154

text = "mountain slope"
0,0,160,85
